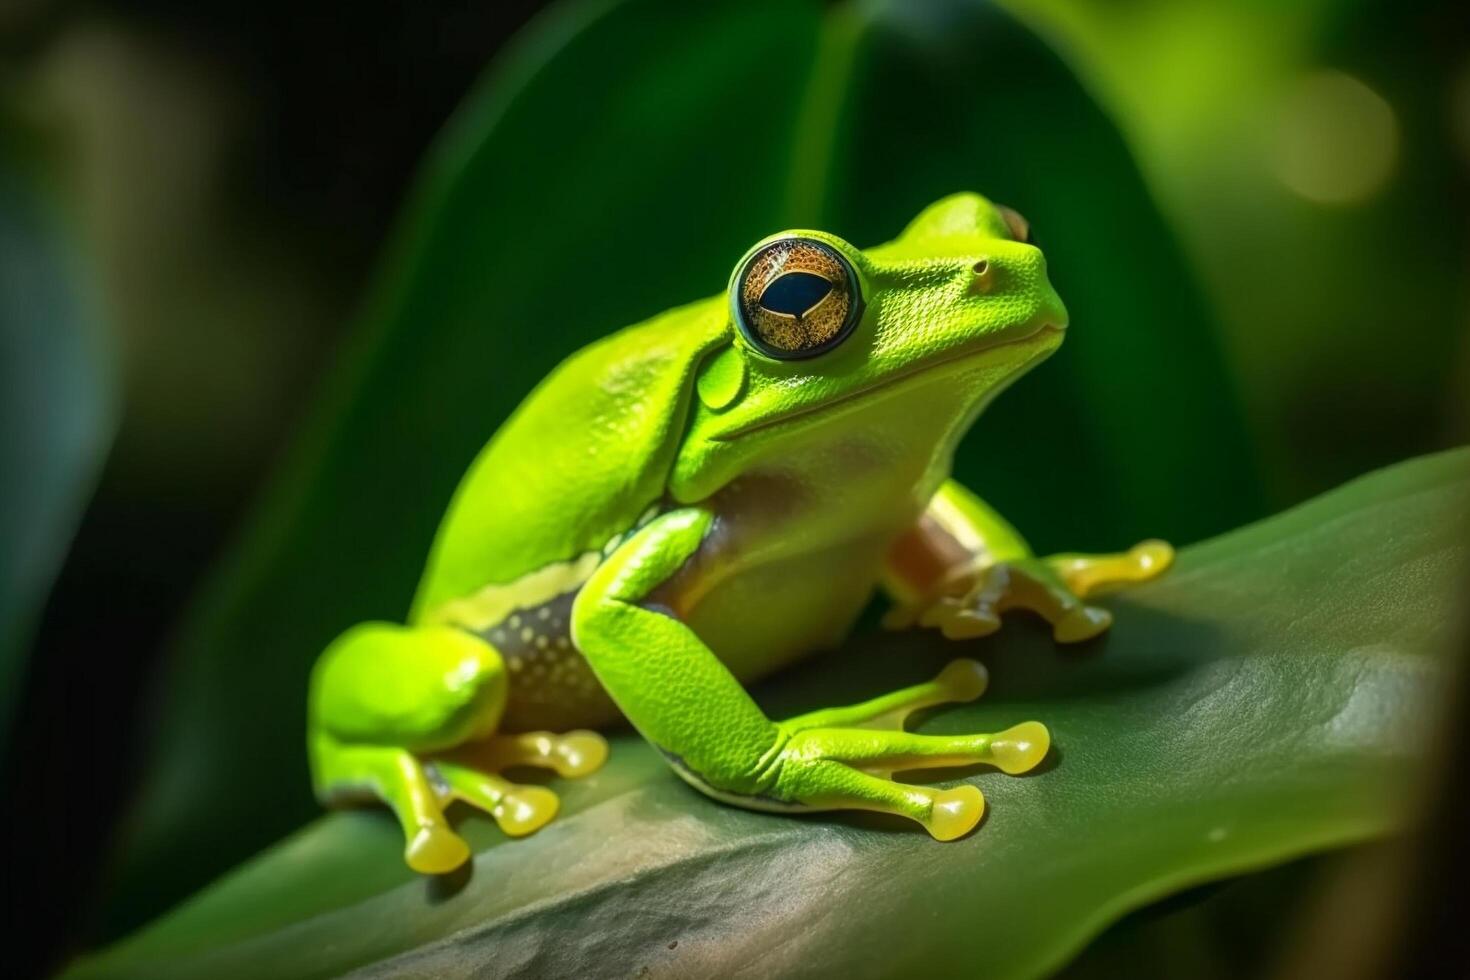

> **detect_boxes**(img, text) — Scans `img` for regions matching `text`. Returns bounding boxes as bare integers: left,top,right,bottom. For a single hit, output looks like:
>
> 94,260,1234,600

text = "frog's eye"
996,205,1031,244
733,237,863,359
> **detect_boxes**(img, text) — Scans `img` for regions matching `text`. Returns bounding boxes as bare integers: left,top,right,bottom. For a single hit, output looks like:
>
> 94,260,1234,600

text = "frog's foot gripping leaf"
424,730,607,854
756,659,1048,842
884,539,1173,644
312,731,608,875
308,622,608,874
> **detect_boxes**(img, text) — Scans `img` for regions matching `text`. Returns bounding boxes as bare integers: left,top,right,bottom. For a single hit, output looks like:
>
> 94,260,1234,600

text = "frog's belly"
475,536,885,733
676,535,885,683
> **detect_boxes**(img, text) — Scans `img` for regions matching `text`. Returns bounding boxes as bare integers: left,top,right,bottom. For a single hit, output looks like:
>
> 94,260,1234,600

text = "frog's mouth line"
713,322,1063,441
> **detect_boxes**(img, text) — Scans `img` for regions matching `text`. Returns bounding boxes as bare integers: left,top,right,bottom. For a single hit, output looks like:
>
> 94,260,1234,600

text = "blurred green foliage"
0,145,113,749
1006,0,1469,499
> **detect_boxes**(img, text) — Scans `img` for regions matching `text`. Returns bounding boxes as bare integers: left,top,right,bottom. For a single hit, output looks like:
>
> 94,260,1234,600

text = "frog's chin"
714,321,1063,442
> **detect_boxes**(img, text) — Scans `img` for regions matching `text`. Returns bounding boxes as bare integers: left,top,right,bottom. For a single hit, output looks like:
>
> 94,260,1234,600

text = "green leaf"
1056,853,1332,980
101,0,1262,933
70,448,1468,979
0,151,114,749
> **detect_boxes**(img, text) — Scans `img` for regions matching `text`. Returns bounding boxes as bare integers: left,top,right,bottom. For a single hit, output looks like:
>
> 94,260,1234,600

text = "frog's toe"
923,784,985,841
406,824,472,875
433,759,562,838
1130,539,1175,577
915,594,1001,639
1053,604,1112,643
459,729,611,780
986,721,1050,775
550,730,609,778
939,606,1001,640
917,596,964,629
494,785,560,837
1045,539,1175,597
935,658,989,702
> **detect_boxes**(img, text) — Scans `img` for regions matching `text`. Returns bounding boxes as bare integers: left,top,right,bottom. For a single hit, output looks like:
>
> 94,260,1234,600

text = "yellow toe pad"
406,825,471,874
925,784,985,841
936,658,989,702
555,730,610,778
988,721,1050,775
494,785,560,837
1054,605,1112,644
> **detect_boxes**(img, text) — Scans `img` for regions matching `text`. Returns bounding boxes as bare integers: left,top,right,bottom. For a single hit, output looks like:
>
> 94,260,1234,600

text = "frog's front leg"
308,623,607,873
882,479,1173,643
571,509,1047,840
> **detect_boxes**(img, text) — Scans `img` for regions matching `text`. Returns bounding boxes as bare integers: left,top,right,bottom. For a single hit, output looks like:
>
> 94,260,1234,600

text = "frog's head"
683,193,1067,487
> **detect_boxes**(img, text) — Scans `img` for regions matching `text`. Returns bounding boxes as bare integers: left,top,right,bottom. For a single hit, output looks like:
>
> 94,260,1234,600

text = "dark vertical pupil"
759,272,833,316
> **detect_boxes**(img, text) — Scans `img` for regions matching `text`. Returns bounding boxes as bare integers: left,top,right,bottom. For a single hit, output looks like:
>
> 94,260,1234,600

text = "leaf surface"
72,449,1468,980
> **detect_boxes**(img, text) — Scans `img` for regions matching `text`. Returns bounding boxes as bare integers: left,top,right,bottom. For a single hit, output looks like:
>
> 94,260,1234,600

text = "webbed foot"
313,729,608,874
430,729,609,838
763,659,1048,841
884,539,1173,643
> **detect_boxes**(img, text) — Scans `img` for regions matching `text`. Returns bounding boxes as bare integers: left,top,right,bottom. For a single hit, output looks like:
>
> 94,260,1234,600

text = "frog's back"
407,298,727,726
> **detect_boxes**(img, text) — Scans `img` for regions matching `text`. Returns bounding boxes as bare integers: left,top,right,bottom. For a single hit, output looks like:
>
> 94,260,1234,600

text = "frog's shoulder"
410,295,730,625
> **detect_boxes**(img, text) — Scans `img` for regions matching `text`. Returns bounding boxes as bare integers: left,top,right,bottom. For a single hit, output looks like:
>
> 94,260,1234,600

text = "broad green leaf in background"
0,152,114,752
69,450,1467,979
101,0,1261,933
1000,0,1470,504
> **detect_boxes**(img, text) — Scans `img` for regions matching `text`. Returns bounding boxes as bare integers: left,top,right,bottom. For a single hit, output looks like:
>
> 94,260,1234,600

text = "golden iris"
736,238,861,357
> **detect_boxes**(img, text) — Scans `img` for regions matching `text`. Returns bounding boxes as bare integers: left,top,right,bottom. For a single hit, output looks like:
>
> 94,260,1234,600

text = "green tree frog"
308,193,1172,873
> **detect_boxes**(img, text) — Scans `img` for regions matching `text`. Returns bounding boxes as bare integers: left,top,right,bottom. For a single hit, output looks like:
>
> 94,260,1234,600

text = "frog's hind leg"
308,621,606,873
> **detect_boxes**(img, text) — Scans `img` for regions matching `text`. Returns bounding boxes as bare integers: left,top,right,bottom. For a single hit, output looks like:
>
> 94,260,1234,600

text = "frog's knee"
310,622,508,751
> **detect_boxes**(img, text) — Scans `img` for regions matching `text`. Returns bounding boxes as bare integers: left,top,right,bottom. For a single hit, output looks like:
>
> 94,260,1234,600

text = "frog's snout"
964,245,1068,332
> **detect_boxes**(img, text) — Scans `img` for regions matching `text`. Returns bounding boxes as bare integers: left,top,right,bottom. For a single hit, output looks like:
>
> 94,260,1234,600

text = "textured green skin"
308,193,1082,846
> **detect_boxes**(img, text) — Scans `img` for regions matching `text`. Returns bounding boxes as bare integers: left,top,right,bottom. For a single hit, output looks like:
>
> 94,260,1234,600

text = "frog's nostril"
970,258,995,294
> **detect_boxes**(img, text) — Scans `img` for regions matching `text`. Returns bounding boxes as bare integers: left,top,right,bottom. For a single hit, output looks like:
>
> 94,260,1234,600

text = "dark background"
3,4,545,975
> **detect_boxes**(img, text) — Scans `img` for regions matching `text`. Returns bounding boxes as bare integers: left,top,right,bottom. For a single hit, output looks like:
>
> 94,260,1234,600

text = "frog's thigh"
309,621,507,753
